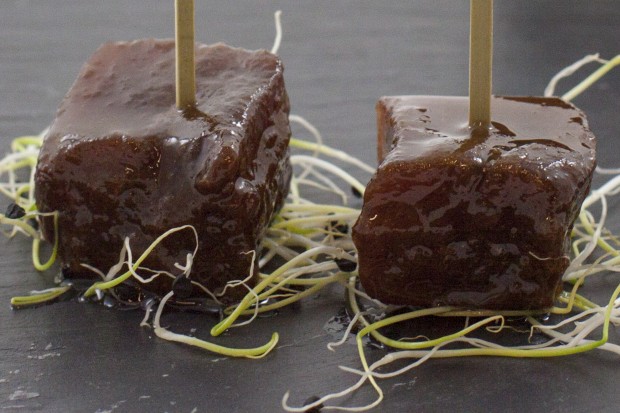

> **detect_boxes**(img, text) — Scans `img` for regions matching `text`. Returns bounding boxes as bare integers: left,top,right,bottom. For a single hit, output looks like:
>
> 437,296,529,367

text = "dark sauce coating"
352,96,596,310
34,39,292,300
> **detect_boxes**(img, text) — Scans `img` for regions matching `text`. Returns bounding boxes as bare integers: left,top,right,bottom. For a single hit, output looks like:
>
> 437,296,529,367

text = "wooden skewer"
175,0,196,110
469,0,493,128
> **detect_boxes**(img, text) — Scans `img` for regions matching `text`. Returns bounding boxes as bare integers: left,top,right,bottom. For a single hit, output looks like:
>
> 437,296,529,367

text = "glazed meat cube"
35,39,292,299
352,96,596,310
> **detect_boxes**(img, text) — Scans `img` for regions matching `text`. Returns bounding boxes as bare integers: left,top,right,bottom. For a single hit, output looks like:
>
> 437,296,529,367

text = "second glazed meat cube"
352,96,596,310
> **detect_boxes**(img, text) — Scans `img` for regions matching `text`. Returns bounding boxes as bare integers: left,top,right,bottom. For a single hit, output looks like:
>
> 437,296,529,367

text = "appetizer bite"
352,1,597,311
34,39,292,300
353,95,596,310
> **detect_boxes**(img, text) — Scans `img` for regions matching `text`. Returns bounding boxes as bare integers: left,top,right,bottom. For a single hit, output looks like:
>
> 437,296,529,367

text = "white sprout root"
270,10,283,55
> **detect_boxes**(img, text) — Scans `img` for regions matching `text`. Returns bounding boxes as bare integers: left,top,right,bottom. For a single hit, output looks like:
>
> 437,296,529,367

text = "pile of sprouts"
2,10,620,412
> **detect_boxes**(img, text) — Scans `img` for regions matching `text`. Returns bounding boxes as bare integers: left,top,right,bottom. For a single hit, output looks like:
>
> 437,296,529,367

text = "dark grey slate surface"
1,1,619,412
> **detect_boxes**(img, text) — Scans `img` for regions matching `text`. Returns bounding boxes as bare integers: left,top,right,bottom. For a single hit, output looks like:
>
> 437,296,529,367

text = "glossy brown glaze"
34,39,291,300
353,96,596,310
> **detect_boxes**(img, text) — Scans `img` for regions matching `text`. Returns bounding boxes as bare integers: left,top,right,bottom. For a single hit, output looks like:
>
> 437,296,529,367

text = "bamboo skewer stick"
175,0,196,110
468,0,493,128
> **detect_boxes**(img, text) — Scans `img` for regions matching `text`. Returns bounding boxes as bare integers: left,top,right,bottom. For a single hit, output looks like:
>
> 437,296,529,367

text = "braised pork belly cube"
35,39,292,299
352,96,596,310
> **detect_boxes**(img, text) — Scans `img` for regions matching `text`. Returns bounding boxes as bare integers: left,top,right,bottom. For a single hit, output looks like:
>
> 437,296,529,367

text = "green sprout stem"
153,291,279,358
0,215,39,238
10,286,71,308
562,54,620,101
578,208,619,255
211,246,347,336
32,212,58,271
10,135,43,152
228,272,349,316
